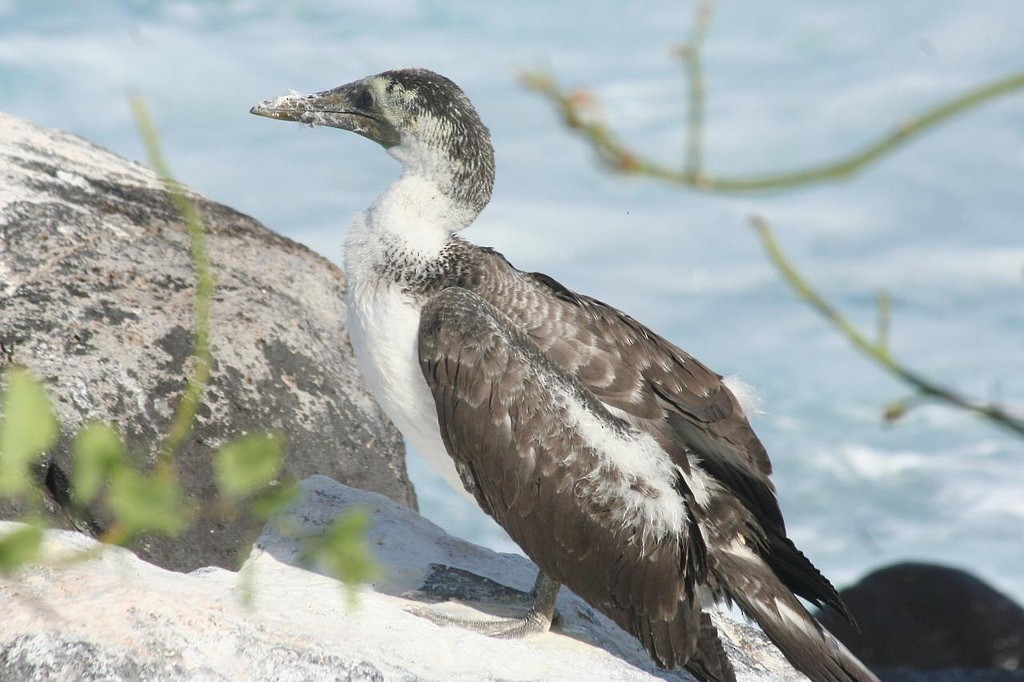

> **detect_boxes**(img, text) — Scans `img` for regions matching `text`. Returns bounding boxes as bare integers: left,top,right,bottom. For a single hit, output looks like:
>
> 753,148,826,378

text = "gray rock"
0,476,808,681
0,111,415,572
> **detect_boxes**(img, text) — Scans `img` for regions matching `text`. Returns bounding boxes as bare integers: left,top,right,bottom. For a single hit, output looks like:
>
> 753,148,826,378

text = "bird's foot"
409,602,555,638
406,564,562,640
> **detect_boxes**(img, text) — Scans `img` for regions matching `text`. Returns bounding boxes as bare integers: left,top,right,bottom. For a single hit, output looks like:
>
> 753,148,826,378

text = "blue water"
3,1,1022,603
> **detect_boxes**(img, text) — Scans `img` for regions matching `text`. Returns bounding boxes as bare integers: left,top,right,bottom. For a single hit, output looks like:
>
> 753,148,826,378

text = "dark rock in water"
876,669,1024,682
817,562,1024,673
0,111,416,571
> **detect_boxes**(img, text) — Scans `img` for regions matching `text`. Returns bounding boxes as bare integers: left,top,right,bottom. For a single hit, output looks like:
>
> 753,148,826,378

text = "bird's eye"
356,89,374,110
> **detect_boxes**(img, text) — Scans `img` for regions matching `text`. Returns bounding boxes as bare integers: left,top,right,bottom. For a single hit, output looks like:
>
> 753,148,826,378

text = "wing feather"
418,286,710,670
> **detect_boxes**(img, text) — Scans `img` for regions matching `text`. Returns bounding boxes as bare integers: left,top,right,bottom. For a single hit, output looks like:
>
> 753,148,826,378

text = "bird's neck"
375,172,463,247
343,171,468,287
387,135,494,227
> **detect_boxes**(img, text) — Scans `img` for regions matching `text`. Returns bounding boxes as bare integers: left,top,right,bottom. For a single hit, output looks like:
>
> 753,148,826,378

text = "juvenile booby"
251,68,878,682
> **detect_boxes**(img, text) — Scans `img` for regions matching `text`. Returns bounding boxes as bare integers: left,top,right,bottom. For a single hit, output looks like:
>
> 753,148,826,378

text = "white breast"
346,282,470,498
342,180,474,501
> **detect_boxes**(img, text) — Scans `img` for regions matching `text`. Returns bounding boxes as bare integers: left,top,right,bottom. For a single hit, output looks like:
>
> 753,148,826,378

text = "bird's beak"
250,83,394,146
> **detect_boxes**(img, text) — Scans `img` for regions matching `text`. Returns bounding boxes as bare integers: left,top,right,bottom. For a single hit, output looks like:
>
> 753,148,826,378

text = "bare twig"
522,66,1024,192
751,215,1024,436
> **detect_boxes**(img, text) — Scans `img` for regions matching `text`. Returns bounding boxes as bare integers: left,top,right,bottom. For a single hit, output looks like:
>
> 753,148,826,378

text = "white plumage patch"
724,535,758,562
773,597,821,642
679,458,718,510
564,393,688,544
723,374,764,417
349,174,463,257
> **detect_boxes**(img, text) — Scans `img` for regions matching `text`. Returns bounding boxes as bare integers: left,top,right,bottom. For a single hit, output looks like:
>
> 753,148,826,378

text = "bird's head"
251,68,495,223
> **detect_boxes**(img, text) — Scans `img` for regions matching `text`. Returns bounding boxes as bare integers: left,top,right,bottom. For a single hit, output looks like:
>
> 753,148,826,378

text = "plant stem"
682,1,712,180
524,68,1024,193
130,96,215,471
751,216,1024,437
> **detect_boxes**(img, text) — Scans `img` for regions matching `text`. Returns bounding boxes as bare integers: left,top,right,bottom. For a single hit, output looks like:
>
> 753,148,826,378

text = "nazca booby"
252,68,878,682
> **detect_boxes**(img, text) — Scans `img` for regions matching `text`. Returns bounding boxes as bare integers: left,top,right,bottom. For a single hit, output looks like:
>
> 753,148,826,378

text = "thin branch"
677,1,713,180
875,290,891,355
751,216,1024,437
130,96,215,472
522,67,1024,192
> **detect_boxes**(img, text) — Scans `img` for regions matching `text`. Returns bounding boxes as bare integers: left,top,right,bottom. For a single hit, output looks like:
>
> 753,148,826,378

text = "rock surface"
0,111,415,571
0,476,805,681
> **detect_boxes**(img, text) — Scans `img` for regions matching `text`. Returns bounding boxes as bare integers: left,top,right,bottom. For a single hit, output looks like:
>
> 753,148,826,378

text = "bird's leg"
410,570,562,639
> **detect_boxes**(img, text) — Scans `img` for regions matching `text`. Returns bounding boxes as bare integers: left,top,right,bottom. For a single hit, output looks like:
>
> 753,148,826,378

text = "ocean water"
2,1,1022,604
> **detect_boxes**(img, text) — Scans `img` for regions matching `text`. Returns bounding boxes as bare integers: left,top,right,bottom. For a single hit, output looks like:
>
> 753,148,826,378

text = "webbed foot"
407,565,561,639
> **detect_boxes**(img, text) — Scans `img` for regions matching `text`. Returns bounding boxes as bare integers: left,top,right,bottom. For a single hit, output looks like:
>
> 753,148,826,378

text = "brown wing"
417,286,713,670
461,250,780,527
457,248,848,619
529,274,786,531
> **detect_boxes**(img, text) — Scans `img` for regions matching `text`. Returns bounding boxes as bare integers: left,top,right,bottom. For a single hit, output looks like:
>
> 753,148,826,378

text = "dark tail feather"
765,532,854,623
683,611,736,682
627,597,702,672
720,551,878,682
617,596,735,681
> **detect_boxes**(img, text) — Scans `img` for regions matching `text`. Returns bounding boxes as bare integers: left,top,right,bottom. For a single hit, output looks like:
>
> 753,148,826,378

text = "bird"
251,68,879,682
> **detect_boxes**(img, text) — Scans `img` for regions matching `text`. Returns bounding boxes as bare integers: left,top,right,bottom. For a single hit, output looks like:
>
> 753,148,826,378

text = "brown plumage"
419,265,876,681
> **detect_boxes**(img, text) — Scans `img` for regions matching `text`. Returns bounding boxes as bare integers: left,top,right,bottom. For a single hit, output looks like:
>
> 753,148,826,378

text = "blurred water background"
2,1,1022,602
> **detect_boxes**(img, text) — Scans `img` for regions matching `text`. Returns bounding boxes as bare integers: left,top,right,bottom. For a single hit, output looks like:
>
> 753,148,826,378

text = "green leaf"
249,483,300,521
214,433,283,498
72,422,126,505
0,367,59,496
309,507,380,604
106,469,189,537
0,523,43,573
